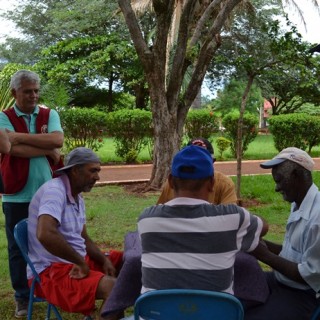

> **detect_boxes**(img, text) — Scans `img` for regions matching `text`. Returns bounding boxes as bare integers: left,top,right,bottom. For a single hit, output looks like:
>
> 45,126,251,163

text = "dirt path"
97,158,320,186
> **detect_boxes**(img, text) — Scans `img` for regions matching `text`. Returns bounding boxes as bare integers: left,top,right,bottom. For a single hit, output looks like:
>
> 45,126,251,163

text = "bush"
216,137,231,160
105,109,152,163
222,111,258,158
40,83,71,109
269,113,320,153
60,107,107,152
0,63,28,111
184,109,219,140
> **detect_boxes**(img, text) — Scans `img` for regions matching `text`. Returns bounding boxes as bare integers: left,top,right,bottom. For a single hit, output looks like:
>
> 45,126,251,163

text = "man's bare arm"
37,214,89,278
82,225,116,277
8,131,64,149
0,130,11,154
251,240,306,284
10,145,61,164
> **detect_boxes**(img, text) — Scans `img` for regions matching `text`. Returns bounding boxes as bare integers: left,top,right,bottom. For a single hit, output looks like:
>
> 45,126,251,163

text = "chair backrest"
134,289,244,320
311,305,320,320
13,218,40,281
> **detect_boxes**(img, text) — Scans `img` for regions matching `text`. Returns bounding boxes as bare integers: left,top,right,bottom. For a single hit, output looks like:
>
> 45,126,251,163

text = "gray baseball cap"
260,147,314,171
55,147,100,175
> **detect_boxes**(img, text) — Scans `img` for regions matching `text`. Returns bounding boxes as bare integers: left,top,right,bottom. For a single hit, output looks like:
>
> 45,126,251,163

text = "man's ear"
11,89,16,98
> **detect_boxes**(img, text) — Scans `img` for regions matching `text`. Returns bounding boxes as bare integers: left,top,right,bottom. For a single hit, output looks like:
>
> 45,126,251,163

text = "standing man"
157,137,237,205
0,70,63,318
28,147,123,319
245,147,320,320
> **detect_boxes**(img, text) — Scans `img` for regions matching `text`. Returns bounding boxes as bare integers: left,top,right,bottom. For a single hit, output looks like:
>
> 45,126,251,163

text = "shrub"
105,109,152,163
222,111,258,158
269,113,320,153
60,107,107,152
40,83,71,109
0,63,28,111
216,137,231,160
184,109,219,140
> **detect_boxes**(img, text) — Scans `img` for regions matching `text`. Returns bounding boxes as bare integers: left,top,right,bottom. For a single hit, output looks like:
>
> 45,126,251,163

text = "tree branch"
118,0,152,69
166,0,198,111
190,0,224,47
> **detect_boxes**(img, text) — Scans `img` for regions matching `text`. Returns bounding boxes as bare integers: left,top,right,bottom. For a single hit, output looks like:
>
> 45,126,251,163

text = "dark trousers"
3,202,30,302
245,272,318,320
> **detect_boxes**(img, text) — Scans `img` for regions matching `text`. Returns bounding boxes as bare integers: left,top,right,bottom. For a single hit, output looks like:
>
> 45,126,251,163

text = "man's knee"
96,275,116,300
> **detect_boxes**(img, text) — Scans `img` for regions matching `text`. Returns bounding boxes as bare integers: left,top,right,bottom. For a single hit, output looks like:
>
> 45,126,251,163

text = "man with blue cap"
245,147,320,320
138,145,268,299
157,137,237,205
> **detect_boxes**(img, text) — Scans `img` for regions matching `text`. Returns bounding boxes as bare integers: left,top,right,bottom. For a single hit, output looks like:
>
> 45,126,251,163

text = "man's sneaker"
15,300,28,318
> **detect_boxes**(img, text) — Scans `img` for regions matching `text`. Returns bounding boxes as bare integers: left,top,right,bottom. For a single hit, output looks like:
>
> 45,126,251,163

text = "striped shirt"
27,174,86,279
138,197,263,294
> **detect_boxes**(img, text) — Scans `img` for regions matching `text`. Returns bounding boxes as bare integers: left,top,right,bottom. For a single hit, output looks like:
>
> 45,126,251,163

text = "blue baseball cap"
171,145,214,179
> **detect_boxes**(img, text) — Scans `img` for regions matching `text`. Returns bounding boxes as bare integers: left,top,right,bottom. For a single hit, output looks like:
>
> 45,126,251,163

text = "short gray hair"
10,70,40,90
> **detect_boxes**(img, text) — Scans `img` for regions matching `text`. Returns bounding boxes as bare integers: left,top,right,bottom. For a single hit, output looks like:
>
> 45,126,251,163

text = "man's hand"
49,148,61,165
102,257,117,277
6,130,19,146
69,262,90,279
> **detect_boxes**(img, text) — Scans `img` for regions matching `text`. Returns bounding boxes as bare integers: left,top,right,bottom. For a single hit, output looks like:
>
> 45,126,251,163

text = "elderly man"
28,147,123,319
157,137,237,205
138,145,268,296
245,147,320,320
0,69,63,317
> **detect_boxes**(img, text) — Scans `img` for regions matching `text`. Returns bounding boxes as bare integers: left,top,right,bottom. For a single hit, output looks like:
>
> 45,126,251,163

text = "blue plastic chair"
14,218,62,320
133,289,244,320
311,305,320,320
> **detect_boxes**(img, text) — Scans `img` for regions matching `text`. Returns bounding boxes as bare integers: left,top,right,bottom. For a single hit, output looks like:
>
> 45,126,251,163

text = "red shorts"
29,250,123,315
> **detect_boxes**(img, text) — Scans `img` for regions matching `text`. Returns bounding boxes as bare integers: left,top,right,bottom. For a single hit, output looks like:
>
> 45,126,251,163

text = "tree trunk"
236,75,254,201
118,0,244,191
134,84,149,109
148,91,184,190
107,72,114,112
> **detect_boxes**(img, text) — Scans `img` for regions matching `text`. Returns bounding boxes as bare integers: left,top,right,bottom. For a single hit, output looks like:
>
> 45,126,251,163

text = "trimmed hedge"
269,113,320,153
216,136,231,160
105,109,152,163
185,109,219,140
60,107,107,152
222,111,258,158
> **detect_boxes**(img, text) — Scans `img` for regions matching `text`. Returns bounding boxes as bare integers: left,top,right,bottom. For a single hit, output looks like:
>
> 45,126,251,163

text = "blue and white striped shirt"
138,197,263,294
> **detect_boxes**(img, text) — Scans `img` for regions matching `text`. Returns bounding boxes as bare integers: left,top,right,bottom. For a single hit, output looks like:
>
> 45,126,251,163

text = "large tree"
118,0,249,189
206,5,318,198
1,0,150,110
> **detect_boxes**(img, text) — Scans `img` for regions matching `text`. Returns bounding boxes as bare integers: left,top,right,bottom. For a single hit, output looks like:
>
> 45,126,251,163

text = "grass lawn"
1,146,320,318
96,134,320,164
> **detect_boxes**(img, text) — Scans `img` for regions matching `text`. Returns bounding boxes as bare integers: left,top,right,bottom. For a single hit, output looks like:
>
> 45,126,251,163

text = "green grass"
1,154,320,318
96,134,320,164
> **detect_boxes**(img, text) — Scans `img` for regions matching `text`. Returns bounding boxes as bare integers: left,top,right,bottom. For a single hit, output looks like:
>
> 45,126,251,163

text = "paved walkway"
97,158,320,186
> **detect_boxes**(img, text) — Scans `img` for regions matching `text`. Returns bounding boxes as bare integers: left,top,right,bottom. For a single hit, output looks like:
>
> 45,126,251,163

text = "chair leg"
27,299,34,320
45,303,62,320
51,304,63,320
45,303,52,320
